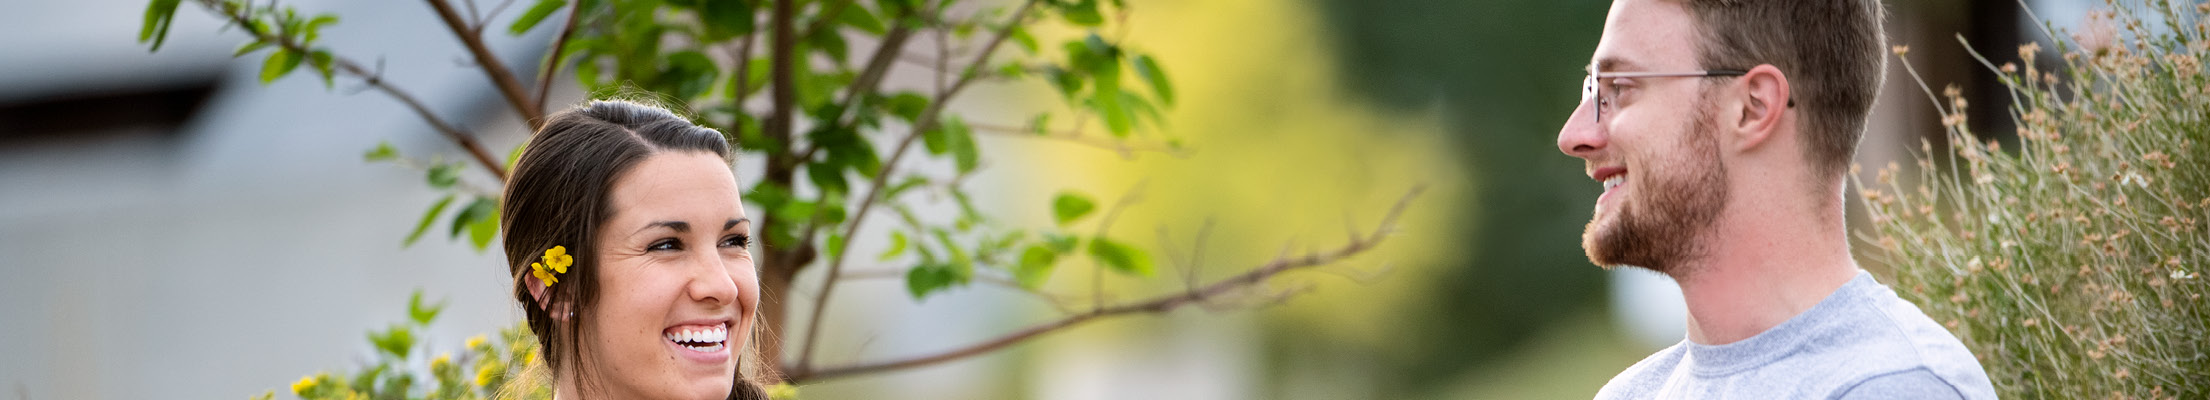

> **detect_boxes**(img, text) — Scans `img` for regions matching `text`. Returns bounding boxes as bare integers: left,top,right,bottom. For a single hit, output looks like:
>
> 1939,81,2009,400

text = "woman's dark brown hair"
499,99,770,400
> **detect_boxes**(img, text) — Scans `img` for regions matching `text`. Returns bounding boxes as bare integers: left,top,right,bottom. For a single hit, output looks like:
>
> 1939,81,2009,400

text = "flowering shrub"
246,291,798,400
1864,1,2208,398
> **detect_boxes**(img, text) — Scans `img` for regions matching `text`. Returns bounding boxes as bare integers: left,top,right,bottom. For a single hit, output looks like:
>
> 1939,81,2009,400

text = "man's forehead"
1590,0,1697,71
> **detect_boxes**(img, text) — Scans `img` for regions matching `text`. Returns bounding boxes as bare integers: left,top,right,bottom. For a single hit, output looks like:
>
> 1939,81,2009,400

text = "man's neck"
1674,194,1860,345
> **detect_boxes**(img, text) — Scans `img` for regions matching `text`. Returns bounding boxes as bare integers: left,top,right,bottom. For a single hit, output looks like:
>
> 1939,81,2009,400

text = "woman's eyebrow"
637,221,690,235
724,218,749,230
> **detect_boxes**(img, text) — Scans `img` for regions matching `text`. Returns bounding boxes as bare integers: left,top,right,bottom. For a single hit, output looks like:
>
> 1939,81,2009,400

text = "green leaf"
259,49,303,84
1131,54,1174,106
233,40,272,57
904,263,966,300
1051,191,1096,227
1060,0,1102,26
304,14,339,43
659,50,720,99
139,0,182,52
1122,90,1164,130
806,162,849,195
886,92,930,122
468,206,500,250
1046,66,1084,99
1009,26,1039,54
404,194,456,247
407,289,446,326
1091,53,1131,136
508,0,568,36
427,163,461,189
923,117,953,155
944,116,979,173
309,50,336,89
1087,237,1153,276
364,141,398,162
1014,245,1057,289
879,230,909,261
838,3,887,35
701,0,756,41
450,197,496,239
827,232,847,259
368,324,416,359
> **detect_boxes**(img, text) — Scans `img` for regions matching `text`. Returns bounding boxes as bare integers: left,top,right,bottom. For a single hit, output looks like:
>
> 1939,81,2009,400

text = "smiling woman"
499,100,770,400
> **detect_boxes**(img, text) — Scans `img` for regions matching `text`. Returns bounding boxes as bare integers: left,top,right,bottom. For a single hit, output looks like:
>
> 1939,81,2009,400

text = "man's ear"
1733,64,1792,150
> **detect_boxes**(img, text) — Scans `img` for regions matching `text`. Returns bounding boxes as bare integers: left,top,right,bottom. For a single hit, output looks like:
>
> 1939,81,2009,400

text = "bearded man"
1556,0,1998,398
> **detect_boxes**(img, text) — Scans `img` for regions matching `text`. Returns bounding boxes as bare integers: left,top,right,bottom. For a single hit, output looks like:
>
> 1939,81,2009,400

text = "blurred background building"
0,0,2091,398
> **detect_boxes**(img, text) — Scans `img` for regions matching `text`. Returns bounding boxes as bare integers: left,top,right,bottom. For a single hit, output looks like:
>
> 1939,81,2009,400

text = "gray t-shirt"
1594,271,1998,399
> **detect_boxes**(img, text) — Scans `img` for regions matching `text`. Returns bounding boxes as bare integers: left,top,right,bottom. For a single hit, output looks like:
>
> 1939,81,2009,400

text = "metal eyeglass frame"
1581,69,1750,123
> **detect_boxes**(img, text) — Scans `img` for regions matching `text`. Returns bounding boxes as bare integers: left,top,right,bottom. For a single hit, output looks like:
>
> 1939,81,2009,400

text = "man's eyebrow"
637,221,690,235
724,218,749,231
1594,56,1641,73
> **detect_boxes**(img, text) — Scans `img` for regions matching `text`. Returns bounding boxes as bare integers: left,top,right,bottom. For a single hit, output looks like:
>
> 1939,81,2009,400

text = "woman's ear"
526,275,552,310
524,278,576,322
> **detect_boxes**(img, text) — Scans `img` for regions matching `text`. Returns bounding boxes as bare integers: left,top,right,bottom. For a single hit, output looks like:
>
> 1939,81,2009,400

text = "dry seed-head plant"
1864,1,2208,398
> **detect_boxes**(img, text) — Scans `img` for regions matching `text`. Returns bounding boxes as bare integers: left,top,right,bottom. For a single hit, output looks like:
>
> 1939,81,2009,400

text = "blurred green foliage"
1298,0,1613,395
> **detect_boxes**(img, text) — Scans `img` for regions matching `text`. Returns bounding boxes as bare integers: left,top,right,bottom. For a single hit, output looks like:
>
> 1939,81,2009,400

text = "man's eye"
649,239,682,251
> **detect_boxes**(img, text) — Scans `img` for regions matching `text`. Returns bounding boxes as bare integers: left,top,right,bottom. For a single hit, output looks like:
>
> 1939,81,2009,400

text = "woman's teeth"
665,324,728,352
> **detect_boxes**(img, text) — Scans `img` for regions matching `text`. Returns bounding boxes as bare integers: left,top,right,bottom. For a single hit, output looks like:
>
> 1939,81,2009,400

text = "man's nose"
1557,99,1607,158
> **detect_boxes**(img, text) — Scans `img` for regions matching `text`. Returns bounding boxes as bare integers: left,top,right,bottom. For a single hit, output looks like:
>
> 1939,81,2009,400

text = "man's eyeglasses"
1580,69,1748,123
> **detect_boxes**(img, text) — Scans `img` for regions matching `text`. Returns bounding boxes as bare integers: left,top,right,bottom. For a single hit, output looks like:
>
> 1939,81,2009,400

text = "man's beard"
1583,102,1729,277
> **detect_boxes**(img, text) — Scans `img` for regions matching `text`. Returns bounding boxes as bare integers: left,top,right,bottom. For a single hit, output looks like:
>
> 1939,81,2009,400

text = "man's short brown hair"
1674,0,1886,180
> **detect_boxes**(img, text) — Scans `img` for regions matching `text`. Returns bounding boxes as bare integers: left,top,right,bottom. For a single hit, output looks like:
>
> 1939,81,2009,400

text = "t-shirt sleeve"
1832,368,1965,400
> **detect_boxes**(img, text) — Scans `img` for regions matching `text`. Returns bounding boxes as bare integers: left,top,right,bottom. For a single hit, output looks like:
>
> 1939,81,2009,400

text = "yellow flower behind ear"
465,334,487,350
531,261,559,286
542,245,573,273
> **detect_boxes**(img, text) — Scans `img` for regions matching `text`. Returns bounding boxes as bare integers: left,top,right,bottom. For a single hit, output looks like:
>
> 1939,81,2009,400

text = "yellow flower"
542,246,573,273
465,334,487,350
431,352,453,372
531,245,574,287
291,375,318,395
766,383,801,400
531,262,559,286
475,362,504,388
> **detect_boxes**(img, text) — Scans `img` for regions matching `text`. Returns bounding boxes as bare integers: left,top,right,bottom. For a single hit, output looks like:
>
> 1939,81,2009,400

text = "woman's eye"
720,234,751,249
649,239,683,251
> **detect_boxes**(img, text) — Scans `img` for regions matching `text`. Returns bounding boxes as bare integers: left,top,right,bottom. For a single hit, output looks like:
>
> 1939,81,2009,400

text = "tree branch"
193,0,508,180
764,0,799,150
787,186,1427,382
967,121,1188,159
425,0,545,130
791,0,1042,374
532,0,583,117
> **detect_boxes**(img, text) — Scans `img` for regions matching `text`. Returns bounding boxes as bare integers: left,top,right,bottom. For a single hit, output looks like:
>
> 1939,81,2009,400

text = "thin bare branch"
788,186,1427,382
1090,181,1146,310
476,0,518,35
791,0,1043,374
531,0,582,117
968,121,1188,159
839,267,1082,313
192,0,508,180
426,0,546,130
